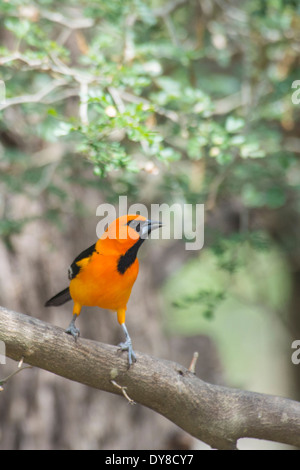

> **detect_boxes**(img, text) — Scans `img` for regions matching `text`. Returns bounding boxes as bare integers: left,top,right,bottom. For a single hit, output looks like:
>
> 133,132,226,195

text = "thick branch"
0,306,299,450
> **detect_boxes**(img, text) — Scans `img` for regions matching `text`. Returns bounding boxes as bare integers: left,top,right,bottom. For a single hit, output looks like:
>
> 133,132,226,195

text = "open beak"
141,220,163,238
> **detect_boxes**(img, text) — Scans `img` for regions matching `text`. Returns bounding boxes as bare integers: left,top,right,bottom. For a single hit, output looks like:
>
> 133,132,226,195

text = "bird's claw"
65,324,80,342
118,340,137,367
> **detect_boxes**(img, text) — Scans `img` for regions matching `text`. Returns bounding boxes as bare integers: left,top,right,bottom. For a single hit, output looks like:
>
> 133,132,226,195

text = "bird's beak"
141,220,163,238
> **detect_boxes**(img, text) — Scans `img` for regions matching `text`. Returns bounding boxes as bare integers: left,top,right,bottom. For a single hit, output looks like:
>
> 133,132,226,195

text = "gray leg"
118,323,136,366
65,314,80,341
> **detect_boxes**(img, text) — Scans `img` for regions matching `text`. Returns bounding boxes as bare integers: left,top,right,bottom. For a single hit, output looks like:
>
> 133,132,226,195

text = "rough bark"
0,306,299,450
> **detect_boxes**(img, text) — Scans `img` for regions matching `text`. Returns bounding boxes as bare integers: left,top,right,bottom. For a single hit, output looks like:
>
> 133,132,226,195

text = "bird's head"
101,214,162,248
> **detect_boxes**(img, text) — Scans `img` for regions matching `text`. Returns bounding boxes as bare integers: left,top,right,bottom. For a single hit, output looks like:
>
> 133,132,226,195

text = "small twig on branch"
206,163,235,212
0,79,68,111
163,15,180,47
0,362,32,391
123,14,137,63
118,90,180,123
188,352,199,374
111,380,136,405
6,7,95,30
108,87,126,114
41,10,95,30
18,356,24,368
79,81,89,126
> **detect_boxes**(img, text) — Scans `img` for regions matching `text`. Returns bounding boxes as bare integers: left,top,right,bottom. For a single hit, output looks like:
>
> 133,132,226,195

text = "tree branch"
0,305,299,450
153,0,189,18
0,79,68,111
40,10,95,30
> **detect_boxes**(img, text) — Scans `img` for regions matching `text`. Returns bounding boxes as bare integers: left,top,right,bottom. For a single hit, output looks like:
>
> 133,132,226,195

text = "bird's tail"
45,287,71,307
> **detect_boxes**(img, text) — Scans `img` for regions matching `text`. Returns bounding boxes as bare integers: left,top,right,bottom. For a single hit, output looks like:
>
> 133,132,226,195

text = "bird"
45,214,162,365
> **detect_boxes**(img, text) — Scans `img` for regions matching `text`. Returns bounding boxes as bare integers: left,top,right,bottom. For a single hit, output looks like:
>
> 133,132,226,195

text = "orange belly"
69,252,139,311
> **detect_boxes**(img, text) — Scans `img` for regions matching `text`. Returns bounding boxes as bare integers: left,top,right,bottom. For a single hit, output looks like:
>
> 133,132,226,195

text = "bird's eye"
127,219,141,233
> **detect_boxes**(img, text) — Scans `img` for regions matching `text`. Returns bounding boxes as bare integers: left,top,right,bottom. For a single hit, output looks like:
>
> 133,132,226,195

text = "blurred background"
0,0,300,450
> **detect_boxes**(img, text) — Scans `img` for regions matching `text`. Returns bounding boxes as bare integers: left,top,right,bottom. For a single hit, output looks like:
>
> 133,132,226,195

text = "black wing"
68,243,97,280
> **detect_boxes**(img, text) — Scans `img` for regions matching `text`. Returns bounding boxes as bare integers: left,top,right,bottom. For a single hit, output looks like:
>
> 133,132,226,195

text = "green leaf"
225,116,245,133
216,153,233,165
159,147,181,161
242,184,265,207
47,108,58,117
4,18,30,38
265,186,286,208
54,122,73,137
241,143,266,158
187,138,203,159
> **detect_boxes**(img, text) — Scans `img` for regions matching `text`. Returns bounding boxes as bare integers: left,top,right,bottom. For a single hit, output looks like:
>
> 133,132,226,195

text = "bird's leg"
65,314,80,341
119,323,137,366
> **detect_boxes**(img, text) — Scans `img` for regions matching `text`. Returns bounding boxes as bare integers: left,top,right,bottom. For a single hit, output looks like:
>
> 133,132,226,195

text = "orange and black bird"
45,214,162,365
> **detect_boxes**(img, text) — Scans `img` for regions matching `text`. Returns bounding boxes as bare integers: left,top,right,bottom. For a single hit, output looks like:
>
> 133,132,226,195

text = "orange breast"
69,251,139,311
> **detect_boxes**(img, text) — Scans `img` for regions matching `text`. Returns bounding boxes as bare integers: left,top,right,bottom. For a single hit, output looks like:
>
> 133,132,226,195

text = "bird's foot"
118,339,137,367
65,315,80,341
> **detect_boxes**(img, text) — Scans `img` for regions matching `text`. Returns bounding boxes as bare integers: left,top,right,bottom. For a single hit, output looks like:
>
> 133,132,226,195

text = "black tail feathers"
45,287,71,307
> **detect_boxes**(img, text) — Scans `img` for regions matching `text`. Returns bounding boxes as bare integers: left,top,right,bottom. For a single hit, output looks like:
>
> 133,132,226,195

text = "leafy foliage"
0,0,300,276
